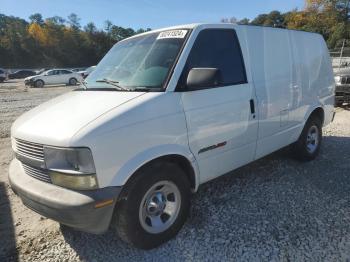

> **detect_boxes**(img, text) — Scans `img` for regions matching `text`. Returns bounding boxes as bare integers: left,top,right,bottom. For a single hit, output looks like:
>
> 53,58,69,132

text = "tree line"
0,13,151,68
1,0,349,68
222,0,350,52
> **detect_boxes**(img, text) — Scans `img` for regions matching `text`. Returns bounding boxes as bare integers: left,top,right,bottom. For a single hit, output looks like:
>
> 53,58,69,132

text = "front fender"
110,144,200,191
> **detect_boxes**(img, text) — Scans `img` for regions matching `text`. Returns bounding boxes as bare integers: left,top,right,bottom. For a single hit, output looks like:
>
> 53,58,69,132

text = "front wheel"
34,80,44,88
113,162,191,249
291,116,322,161
68,78,77,86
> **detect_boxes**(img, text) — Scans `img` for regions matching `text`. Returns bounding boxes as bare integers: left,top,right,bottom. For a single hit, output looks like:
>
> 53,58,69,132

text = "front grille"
22,163,52,183
340,76,350,84
15,139,44,161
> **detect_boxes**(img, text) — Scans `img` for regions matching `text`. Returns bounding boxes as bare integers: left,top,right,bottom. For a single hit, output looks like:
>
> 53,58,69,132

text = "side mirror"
186,68,221,90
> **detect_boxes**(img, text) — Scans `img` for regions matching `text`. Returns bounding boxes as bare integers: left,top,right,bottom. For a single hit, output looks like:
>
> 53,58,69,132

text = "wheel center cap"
146,192,166,216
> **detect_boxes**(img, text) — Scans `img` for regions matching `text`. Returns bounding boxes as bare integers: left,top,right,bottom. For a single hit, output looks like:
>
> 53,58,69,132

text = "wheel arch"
35,78,45,86
110,145,200,192
69,77,78,84
305,106,325,126
292,105,325,144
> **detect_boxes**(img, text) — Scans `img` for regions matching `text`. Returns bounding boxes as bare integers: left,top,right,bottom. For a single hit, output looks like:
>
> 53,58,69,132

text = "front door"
178,28,258,183
46,70,61,85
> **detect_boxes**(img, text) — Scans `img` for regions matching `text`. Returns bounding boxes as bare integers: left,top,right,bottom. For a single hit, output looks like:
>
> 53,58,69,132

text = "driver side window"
178,29,247,90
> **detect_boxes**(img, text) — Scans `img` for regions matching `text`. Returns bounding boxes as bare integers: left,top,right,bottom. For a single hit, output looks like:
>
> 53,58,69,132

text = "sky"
1,0,305,30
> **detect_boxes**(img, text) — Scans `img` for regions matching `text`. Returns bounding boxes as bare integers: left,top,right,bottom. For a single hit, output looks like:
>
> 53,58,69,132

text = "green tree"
110,26,135,41
29,13,44,25
250,11,286,28
67,13,81,30
104,20,113,34
84,22,97,34
46,16,66,26
251,14,269,25
238,18,250,25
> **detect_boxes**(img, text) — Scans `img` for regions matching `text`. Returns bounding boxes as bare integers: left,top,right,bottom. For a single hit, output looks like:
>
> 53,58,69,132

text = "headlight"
44,147,98,190
335,76,342,85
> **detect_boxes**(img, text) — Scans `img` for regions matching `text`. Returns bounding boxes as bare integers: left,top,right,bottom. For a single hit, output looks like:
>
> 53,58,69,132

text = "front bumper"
9,158,122,234
335,85,350,104
24,79,34,86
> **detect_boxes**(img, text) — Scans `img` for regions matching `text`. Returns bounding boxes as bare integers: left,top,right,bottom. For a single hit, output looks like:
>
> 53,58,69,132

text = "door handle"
249,99,255,115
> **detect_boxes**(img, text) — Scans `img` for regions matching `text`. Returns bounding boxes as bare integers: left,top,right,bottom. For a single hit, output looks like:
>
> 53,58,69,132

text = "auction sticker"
157,30,188,40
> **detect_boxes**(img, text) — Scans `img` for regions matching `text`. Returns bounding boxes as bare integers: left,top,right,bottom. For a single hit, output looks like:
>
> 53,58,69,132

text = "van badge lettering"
198,141,227,154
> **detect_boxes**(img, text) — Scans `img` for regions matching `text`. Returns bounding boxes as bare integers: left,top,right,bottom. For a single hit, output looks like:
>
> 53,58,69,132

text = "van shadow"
0,182,18,262
62,135,350,260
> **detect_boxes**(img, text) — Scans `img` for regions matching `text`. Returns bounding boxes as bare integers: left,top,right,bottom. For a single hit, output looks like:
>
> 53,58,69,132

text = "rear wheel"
34,80,44,88
113,162,191,249
291,116,322,161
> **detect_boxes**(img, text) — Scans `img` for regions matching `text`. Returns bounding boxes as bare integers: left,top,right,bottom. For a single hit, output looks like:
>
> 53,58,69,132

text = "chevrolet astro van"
9,24,335,249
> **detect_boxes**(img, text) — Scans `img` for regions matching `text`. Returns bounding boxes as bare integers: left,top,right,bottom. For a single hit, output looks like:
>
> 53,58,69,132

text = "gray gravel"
0,81,350,261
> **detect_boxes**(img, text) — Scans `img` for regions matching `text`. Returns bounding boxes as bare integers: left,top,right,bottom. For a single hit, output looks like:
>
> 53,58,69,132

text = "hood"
24,75,38,81
12,90,145,146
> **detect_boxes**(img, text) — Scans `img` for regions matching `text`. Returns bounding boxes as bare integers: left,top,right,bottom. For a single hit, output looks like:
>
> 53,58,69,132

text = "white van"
9,23,335,249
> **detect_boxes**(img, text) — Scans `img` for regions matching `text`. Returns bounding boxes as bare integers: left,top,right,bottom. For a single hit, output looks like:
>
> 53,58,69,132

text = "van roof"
124,23,322,41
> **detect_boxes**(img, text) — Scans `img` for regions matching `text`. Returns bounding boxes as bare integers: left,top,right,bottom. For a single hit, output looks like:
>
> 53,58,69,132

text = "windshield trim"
160,28,192,91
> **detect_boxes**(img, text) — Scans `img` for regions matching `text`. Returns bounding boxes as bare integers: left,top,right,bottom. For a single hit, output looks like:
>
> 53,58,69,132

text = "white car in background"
79,65,96,78
25,69,83,88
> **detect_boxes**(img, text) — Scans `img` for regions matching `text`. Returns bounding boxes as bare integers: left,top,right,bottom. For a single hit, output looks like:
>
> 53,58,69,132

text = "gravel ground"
0,80,349,261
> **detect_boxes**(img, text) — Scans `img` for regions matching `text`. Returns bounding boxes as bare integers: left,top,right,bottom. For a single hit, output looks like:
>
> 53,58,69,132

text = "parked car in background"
334,67,350,106
79,65,96,78
71,68,87,73
0,68,6,82
24,69,83,88
10,24,335,249
8,70,36,79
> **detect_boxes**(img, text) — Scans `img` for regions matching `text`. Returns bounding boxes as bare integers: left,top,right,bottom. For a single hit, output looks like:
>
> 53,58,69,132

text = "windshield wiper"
96,78,130,91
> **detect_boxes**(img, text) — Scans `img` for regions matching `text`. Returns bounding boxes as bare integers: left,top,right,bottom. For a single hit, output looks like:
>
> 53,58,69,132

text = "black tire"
69,78,77,86
113,161,191,249
291,116,322,161
34,79,44,88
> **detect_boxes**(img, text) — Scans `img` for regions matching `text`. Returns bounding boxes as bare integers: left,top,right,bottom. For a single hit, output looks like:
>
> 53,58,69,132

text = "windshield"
40,70,50,75
85,30,189,91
